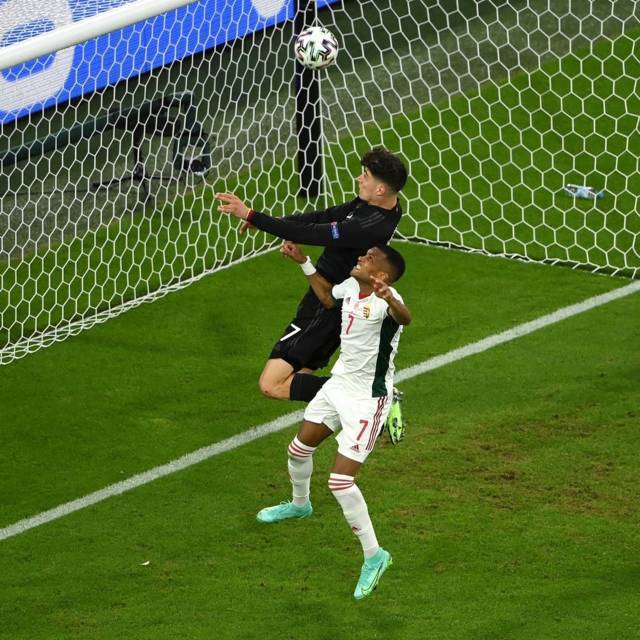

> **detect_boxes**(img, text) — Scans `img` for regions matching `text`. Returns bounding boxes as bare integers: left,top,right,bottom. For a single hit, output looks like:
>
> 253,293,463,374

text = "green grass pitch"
1,17,640,640
1,241,639,639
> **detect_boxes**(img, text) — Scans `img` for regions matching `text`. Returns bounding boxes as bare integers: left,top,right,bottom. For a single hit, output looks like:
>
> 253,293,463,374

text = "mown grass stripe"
2,279,638,543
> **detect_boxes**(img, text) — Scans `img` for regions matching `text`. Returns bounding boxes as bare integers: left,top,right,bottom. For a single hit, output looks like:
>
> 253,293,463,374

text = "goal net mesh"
1,0,638,365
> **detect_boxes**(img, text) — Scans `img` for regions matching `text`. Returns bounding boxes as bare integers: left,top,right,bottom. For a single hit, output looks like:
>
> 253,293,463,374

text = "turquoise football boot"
256,500,313,524
354,548,393,600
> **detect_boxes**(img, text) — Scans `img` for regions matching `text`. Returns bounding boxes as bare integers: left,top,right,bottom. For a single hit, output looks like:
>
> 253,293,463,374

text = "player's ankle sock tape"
289,373,330,402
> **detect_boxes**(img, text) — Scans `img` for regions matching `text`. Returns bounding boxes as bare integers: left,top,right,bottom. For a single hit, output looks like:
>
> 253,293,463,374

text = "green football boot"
385,388,405,444
256,500,313,524
354,548,393,600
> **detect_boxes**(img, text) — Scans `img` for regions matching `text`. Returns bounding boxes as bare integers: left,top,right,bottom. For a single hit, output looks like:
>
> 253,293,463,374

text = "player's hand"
280,241,307,264
239,220,255,234
372,276,393,302
215,192,251,220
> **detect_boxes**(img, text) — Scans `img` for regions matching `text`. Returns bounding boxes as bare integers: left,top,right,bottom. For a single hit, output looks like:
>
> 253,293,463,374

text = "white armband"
300,257,317,276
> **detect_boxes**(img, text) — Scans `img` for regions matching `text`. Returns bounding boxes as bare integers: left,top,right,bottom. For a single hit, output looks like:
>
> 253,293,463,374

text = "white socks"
287,440,380,559
329,473,379,559
287,437,315,507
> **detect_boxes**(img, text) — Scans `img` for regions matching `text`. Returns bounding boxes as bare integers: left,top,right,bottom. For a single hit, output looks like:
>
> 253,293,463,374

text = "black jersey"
250,197,402,284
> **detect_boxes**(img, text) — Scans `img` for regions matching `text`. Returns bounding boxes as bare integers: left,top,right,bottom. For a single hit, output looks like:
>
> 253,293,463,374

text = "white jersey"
330,277,404,398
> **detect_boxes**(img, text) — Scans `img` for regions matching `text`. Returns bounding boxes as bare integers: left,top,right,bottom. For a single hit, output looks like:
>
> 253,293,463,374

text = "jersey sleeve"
331,277,357,301
282,202,347,225
249,206,390,248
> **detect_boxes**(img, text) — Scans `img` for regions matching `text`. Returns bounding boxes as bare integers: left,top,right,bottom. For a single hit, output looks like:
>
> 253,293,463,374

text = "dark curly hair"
376,244,406,283
361,147,408,193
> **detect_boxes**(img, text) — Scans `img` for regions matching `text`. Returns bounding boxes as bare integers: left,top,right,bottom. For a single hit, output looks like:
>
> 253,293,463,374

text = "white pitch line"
2,280,639,543
396,280,640,382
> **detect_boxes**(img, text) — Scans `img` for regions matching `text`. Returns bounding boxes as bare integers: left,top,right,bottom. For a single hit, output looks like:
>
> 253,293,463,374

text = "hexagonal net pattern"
319,0,639,278
0,1,300,366
1,0,639,366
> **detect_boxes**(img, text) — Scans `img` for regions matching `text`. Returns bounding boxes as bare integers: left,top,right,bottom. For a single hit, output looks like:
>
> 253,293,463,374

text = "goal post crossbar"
0,0,198,73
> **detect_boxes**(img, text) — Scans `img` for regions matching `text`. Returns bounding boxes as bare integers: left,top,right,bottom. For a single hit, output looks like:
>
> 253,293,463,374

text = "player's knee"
258,376,274,398
258,376,286,399
259,368,294,399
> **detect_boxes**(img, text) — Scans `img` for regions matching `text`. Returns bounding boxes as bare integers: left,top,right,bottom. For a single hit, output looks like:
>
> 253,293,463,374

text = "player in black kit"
215,148,407,442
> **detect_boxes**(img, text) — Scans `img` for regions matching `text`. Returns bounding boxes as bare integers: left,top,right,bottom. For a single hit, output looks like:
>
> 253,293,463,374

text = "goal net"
318,0,639,276
1,0,638,366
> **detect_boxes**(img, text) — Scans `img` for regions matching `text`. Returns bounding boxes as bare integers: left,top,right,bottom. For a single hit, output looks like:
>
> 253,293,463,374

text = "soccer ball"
294,26,339,70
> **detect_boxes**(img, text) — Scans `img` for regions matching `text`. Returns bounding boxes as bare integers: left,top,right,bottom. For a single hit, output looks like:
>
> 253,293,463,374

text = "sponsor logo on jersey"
330,221,340,239
363,305,371,318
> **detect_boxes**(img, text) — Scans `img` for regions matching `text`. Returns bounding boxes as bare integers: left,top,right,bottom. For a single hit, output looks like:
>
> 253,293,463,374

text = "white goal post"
0,0,198,72
0,0,638,366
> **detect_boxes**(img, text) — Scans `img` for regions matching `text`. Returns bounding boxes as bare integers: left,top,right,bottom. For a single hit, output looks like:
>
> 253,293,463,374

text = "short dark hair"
361,147,408,193
376,245,406,283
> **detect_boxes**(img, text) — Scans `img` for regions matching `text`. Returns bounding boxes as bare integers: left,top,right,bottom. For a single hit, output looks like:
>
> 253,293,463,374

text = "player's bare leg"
256,421,332,524
259,358,328,402
258,358,313,400
297,419,333,448
329,453,392,599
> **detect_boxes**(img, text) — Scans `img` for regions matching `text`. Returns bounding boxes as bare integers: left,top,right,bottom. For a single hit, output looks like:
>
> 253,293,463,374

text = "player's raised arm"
215,192,385,249
371,276,411,325
248,211,376,248
280,242,335,309
215,193,338,235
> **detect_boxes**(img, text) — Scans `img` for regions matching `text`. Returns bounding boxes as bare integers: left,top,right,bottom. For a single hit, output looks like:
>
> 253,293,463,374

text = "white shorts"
304,377,391,463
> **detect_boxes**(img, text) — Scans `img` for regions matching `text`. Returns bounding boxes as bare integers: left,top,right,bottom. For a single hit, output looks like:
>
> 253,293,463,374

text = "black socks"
289,373,330,402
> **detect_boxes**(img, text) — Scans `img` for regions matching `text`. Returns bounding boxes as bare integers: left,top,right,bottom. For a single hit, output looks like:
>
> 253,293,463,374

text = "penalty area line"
1,280,638,543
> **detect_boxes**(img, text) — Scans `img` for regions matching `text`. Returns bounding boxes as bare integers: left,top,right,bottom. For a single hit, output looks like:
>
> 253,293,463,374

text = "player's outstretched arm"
280,242,335,309
215,192,376,249
371,277,411,325
215,193,334,235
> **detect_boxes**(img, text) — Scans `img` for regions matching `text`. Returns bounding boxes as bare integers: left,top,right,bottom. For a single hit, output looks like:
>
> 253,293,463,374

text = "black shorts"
269,287,341,372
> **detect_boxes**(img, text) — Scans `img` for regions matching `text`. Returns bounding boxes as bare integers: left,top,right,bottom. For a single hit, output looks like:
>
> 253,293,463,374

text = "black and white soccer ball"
294,26,339,70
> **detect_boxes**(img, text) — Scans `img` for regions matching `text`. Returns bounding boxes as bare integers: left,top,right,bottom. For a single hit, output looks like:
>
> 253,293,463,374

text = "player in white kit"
256,241,411,600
